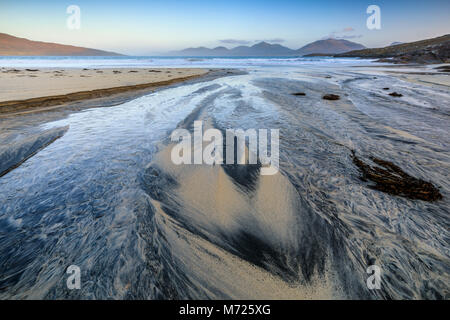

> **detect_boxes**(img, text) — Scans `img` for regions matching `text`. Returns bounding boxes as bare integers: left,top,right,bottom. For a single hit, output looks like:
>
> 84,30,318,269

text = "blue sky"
0,0,449,55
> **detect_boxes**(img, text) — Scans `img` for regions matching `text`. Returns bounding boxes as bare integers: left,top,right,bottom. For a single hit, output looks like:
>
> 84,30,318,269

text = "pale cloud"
219,39,251,45
219,38,286,46
262,38,285,43
335,34,363,39
326,27,362,41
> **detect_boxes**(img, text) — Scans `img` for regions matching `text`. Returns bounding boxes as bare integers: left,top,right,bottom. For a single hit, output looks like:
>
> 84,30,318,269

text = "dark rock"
292,92,306,96
352,151,442,201
383,87,390,90
389,92,403,97
322,94,340,100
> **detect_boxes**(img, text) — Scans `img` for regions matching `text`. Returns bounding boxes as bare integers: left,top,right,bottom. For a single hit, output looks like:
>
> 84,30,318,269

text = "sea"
0,55,375,68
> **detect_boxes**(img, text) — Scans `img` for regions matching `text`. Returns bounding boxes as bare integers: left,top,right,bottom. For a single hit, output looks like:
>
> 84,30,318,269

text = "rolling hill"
0,33,122,56
336,34,450,64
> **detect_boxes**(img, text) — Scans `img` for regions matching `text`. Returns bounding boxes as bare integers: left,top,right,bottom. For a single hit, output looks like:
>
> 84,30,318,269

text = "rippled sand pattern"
0,65,448,299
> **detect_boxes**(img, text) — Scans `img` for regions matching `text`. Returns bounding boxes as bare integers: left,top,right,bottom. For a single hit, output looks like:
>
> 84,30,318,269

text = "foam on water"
0,56,376,69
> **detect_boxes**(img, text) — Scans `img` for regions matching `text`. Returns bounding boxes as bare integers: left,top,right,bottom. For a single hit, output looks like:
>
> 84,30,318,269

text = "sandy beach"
0,68,208,115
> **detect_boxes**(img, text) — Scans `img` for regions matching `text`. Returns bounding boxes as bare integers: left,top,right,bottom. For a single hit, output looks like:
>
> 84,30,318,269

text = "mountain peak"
297,38,366,55
252,41,270,47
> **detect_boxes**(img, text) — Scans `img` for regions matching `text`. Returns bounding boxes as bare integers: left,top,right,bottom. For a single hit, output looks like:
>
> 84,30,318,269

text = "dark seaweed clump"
322,94,340,100
292,92,306,96
352,151,442,201
434,65,450,73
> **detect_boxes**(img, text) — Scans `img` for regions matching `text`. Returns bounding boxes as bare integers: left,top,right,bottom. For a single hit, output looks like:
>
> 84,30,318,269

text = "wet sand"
352,63,450,88
0,63,448,299
0,68,208,116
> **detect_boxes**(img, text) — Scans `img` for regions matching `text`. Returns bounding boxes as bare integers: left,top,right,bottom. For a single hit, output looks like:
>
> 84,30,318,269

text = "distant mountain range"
0,33,122,56
169,39,366,56
0,32,365,57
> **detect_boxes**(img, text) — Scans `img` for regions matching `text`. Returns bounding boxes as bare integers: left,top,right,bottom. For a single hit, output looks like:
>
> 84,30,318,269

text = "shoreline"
0,68,208,116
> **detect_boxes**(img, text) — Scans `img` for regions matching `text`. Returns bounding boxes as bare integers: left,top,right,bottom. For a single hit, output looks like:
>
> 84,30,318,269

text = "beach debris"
113,70,121,74
325,75,332,78
383,87,390,90
292,92,306,96
322,94,340,100
128,70,138,73
25,69,39,72
148,69,162,72
389,92,403,97
351,151,442,201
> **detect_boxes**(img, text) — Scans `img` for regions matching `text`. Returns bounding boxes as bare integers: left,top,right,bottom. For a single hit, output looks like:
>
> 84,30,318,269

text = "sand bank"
0,68,208,115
